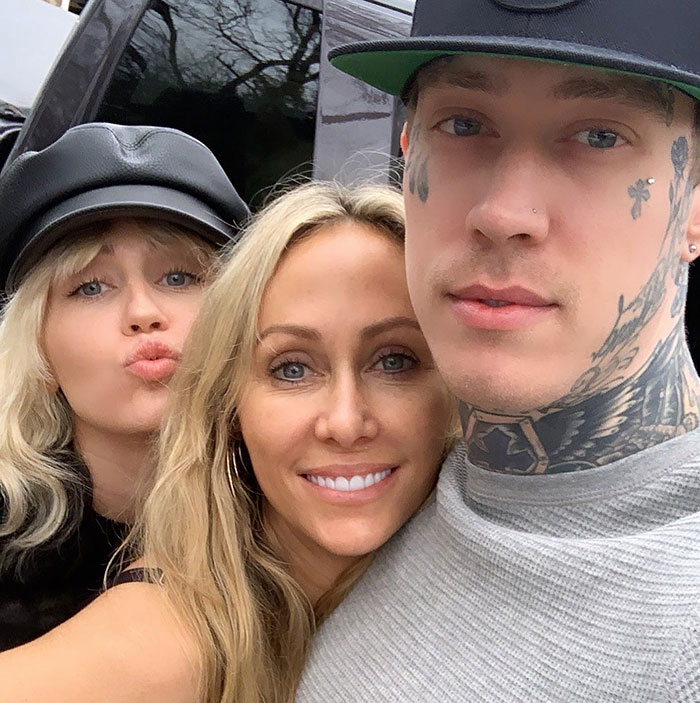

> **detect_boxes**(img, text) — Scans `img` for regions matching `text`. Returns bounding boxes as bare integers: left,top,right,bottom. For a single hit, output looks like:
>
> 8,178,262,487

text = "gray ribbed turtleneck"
297,430,700,702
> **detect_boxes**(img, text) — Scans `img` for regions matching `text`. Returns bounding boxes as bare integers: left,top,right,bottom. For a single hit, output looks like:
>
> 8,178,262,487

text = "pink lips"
448,284,557,331
124,340,181,382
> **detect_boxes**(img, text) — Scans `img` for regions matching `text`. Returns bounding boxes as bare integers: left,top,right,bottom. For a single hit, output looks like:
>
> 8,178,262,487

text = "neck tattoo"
463,135,700,474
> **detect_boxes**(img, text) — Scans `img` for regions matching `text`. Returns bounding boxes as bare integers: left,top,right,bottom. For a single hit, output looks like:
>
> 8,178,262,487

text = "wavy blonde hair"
132,181,459,703
0,219,213,575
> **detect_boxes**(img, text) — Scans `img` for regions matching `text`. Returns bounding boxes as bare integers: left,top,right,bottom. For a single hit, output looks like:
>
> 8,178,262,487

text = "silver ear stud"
690,244,697,254
647,177,656,185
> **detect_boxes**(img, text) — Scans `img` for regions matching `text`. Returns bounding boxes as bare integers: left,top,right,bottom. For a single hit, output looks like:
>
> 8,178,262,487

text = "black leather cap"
0,123,250,291
329,0,700,100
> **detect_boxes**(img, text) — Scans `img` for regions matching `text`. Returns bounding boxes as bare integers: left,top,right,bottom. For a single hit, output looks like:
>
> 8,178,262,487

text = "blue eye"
372,353,416,374
161,271,197,287
271,361,310,382
69,279,107,298
574,129,626,149
438,117,483,137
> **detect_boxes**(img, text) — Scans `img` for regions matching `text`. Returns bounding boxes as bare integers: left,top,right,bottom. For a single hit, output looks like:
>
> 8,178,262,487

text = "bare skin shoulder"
0,580,199,703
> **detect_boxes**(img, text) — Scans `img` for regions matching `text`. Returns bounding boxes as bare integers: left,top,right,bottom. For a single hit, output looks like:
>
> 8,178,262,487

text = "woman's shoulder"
0,575,200,703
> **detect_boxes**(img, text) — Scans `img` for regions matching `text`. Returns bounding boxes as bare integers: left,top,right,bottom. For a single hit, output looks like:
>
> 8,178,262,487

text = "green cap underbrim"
329,43,700,102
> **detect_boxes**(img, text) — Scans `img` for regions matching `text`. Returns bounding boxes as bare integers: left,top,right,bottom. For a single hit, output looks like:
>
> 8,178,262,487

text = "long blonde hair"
134,181,457,703
0,219,213,575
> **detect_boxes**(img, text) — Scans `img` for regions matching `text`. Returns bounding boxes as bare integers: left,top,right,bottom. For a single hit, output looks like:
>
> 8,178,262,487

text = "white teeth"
306,469,393,492
349,475,364,491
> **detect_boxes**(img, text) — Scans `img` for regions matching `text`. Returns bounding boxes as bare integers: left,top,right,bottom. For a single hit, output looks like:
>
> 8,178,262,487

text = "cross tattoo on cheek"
628,178,651,220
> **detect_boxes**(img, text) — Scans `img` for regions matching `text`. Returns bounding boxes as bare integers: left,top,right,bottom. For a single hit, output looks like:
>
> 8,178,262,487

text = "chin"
108,406,164,435
445,366,576,414
318,525,392,559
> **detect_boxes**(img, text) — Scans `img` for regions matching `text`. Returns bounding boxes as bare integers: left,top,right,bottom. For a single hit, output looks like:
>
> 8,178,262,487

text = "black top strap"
107,567,163,589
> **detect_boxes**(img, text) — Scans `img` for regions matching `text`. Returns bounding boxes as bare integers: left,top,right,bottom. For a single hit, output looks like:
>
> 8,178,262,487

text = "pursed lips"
124,340,181,382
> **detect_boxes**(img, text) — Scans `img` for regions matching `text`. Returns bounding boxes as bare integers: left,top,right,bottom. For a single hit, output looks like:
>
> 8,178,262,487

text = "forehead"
415,54,681,123
259,222,409,325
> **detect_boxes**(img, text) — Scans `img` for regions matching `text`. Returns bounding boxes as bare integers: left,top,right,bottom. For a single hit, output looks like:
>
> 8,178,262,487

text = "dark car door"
7,0,412,207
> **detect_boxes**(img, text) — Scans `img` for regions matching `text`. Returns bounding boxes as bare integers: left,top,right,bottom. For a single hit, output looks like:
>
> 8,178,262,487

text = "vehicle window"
313,0,410,185
96,0,321,209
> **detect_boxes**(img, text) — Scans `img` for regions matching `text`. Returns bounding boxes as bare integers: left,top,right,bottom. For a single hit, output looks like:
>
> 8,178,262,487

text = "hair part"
0,218,214,576
128,181,458,703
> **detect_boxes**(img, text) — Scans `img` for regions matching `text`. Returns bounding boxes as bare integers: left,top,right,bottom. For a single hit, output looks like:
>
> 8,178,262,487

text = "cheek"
43,313,104,387
173,294,205,339
382,379,454,461
238,390,311,486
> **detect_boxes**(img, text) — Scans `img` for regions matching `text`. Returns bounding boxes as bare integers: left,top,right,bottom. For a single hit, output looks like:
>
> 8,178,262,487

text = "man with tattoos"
296,1,700,701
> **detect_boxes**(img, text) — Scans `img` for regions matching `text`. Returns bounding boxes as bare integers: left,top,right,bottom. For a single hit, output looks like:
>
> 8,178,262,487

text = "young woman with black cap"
0,122,248,651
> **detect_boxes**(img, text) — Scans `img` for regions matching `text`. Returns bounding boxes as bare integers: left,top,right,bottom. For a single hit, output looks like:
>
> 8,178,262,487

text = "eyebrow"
550,76,672,122
361,316,422,339
259,325,321,342
427,69,508,96
423,66,672,123
257,316,422,343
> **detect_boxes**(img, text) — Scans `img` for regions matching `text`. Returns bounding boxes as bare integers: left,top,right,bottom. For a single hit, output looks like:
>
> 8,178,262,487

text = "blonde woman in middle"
0,181,459,703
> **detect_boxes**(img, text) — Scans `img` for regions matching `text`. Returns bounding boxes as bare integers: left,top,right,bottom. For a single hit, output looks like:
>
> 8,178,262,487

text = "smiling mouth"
302,468,395,492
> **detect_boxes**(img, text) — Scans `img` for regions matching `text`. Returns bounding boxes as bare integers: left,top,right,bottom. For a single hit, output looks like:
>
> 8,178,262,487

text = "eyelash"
269,357,310,384
67,277,103,298
268,350,419,385
371,350,419,375
166,268,203,285
67,268,202,298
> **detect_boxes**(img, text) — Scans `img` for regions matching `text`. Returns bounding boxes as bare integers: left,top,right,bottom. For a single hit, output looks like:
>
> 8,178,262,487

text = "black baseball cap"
0,123,250,291
329,0,700,100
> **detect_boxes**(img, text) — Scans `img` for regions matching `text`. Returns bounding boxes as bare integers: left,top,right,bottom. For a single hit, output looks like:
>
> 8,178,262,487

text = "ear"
400,122,410,157
682,185,700,262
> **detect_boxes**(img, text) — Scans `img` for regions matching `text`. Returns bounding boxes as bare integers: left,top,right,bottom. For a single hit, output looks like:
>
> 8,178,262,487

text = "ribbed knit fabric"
297,430,700,702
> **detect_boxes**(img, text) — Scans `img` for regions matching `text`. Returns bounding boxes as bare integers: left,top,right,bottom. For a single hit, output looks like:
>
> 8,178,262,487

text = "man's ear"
400,122,409,157
682,185,700,262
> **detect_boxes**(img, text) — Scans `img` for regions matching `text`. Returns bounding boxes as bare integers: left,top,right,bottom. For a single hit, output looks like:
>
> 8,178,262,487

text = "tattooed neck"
462,133,700,474
462,322,700,474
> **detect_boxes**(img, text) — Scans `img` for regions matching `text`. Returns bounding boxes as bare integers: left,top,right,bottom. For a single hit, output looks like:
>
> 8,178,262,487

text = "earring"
690,244,698,254
225,445,241,497
646,177,656,185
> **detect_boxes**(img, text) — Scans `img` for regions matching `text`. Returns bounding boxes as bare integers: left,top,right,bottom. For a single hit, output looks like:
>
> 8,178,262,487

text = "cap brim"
329,37,700,101
7,185,237,290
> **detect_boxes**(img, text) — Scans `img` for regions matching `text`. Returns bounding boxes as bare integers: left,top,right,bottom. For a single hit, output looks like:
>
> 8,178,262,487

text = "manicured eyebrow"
258,325,321,342
428,69,508,96
550,76,671,122
258,317,421,344
361,316,422,340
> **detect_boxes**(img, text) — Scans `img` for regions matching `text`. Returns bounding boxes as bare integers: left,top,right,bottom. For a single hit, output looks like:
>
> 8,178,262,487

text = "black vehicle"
4,0,412,209
0,0,76,169
5,0,700,366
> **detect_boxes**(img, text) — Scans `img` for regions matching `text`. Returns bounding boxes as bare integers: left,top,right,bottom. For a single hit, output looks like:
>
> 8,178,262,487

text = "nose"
122,283,169,335
314,374,379,448
466,147,550,247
